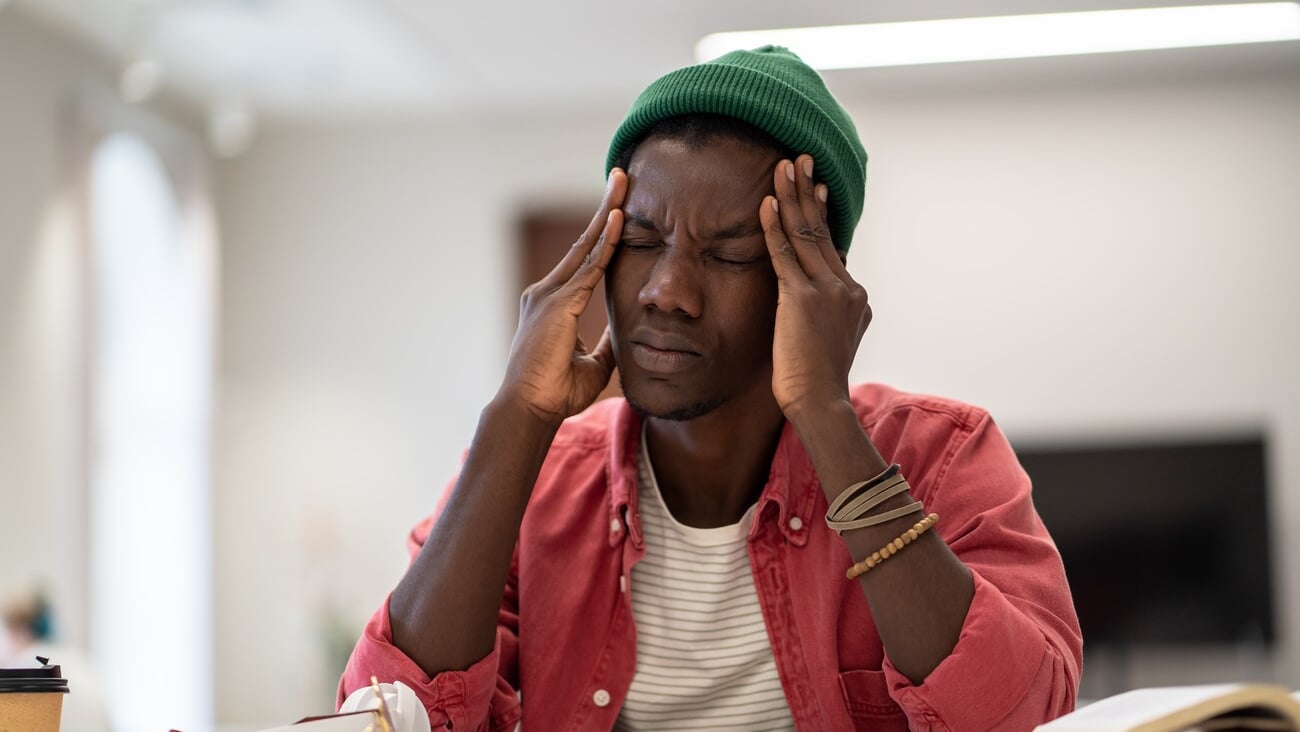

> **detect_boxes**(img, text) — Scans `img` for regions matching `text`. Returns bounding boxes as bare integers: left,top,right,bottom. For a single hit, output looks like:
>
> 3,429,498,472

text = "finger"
760,196,809,287
538,169,627,290
797,156,855,283
858,299,873,340
814,182,853,282
563,208,623,314
794,155,823,237
574,327,616,404
773,158,833,280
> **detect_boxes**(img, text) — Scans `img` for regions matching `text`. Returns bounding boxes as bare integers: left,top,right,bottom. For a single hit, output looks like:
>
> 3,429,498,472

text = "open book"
254,709,388,732
1036,684,1300,732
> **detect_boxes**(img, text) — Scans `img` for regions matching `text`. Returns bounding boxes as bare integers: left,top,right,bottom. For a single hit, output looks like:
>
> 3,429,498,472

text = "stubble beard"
620,374,726,422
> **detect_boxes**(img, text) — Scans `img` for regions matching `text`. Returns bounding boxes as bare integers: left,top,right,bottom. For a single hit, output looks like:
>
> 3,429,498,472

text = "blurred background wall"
0,4,100,651
2,1,1299,729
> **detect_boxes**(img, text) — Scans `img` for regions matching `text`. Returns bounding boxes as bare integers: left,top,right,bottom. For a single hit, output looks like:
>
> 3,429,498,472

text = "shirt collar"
605,400,819,548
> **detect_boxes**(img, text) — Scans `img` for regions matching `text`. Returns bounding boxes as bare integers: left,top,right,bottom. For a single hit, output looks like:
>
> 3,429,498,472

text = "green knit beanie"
606,45,867,252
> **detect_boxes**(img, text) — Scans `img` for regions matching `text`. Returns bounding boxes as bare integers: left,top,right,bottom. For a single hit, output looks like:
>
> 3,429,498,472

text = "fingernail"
785,162,795,183
770,198,779,212
817,185,828,203
802,158,813,178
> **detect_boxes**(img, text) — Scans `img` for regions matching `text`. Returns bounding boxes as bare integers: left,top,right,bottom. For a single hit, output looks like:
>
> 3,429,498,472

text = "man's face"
605,134,781,421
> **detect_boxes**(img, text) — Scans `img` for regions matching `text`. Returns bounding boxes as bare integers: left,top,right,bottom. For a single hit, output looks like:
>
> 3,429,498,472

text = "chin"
619,374,724,422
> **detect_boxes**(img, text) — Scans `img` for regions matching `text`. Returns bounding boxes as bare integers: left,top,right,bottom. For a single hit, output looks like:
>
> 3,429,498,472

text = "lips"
628,329,702,375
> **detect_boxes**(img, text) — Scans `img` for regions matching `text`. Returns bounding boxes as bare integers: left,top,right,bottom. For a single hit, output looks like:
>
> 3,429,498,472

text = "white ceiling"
12,0,1300,119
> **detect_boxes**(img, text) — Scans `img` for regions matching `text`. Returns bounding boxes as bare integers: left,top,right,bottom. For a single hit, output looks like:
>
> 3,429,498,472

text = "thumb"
589,327,615,376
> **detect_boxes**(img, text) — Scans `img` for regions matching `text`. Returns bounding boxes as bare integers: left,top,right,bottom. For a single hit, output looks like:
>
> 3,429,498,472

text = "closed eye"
621,240,661,251
709,248,764,266
711,254,759,265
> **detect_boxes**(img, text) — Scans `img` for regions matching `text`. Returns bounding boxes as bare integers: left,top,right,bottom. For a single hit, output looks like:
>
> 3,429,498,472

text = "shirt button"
593,688,611,708
788,516,804,531
610,518,620,534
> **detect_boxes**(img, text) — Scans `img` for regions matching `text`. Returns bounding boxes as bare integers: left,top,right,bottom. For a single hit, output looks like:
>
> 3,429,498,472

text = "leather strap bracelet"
829,499,925,534
833,476,910,525
826,464,900,519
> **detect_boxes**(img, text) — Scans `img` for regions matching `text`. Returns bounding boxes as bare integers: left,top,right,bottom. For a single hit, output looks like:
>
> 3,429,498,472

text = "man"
341,47,1081,731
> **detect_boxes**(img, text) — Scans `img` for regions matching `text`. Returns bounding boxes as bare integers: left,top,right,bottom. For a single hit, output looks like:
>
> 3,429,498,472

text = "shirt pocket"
839,669,908,730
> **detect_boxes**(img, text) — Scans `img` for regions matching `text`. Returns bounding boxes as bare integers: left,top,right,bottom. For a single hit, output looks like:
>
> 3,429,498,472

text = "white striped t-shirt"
613,429,795,731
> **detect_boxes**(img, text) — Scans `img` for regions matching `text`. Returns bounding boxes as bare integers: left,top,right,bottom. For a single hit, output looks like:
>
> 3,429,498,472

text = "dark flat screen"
1015,435,1273,647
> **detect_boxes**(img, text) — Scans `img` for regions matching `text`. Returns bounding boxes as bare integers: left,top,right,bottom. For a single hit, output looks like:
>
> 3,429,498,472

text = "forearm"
788,398,974,684
389,397,557,677
385,170,623,679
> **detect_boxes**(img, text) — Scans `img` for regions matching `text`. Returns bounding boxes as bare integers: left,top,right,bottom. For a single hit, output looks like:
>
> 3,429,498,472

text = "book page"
1037,685,1300,732
255,711,381,732
1038,686,1273,731
1043,686,1254,726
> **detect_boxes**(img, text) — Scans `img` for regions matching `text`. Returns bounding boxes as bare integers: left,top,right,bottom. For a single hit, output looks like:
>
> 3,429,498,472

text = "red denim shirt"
340,383,1082,731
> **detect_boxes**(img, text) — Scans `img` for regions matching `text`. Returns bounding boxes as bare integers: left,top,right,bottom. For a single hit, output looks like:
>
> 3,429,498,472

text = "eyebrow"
623,212,763,242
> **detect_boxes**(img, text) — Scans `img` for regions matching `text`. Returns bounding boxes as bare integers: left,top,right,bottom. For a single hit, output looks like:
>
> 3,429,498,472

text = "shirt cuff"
338,595,506,730
881,570,1051,731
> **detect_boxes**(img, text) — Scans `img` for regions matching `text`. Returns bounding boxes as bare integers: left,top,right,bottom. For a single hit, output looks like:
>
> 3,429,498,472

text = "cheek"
719,274,779,350
745,270,780,323
604,255,642,321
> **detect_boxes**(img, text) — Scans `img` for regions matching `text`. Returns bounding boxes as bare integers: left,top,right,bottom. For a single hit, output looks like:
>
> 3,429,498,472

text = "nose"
637,246,703,318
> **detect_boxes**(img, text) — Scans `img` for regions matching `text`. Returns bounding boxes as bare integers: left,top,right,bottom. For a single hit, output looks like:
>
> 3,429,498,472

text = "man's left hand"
759,154,872,419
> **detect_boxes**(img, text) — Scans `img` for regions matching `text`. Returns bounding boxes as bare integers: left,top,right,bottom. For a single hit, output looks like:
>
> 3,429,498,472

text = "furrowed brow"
706,221,764,241
623,213,660,232
621,213,762,241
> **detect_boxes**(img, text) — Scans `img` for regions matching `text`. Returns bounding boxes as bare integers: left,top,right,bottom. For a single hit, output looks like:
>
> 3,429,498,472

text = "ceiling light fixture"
696,3,1300,69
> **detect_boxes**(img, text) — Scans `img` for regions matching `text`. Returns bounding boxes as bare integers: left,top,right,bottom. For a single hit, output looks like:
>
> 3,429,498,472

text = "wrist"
485,392,565,436
784,398,891,504
783,394,855,430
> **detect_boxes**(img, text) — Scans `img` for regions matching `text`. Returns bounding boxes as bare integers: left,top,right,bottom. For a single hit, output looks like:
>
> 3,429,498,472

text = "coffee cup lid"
0,657,70,693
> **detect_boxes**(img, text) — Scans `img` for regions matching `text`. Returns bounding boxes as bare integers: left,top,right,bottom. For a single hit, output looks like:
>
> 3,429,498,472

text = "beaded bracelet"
845,513,940,580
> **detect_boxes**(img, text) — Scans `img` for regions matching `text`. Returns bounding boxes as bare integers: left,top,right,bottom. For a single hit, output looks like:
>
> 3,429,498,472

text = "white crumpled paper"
339,680,432,732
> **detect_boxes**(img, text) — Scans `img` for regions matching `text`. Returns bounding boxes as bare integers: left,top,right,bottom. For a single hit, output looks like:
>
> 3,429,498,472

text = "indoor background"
1,0,1298,730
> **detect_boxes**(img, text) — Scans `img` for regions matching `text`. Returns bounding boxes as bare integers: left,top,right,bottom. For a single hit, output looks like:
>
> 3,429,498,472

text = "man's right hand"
496,168,627,428
390,172,627,679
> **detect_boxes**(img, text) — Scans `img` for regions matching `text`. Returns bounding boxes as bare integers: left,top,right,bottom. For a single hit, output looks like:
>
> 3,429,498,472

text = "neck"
644,392,786,528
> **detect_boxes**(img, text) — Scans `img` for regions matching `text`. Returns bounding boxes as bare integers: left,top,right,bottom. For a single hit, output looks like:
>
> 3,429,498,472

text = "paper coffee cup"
0,658,68,732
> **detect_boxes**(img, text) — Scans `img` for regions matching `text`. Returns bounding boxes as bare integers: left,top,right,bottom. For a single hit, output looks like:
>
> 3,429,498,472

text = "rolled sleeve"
882,571,1072,731
338,499,524,732
338,596,520,731
880,408,1082,730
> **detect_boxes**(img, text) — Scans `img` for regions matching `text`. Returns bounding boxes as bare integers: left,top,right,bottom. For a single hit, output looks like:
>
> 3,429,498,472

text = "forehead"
623,135,781,222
